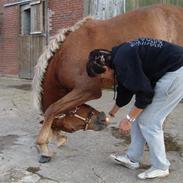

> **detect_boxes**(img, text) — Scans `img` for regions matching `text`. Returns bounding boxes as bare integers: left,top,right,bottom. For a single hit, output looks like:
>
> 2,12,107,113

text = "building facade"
0,0,84,78
0,0,183,78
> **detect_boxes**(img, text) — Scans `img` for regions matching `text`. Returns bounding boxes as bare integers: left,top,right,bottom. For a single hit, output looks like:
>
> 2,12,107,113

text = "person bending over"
86,38,183,180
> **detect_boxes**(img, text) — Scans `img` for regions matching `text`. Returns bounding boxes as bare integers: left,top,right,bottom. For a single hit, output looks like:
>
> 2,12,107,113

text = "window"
20,0,45,35
30,0,44,34
21,5,31,35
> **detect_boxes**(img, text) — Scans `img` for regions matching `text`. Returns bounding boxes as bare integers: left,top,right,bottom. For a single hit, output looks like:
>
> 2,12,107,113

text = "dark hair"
86,49,112,77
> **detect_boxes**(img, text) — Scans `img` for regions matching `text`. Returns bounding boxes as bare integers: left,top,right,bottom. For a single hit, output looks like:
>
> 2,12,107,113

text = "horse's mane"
32,16,93,113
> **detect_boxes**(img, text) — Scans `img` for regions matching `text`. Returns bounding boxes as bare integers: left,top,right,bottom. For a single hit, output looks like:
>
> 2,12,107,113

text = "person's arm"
109,83,134,117
119,106,143,134
109,104,120,117
127,106,143,121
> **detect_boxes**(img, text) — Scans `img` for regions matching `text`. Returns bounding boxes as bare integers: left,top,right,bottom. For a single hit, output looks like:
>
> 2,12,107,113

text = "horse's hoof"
39,155,51,163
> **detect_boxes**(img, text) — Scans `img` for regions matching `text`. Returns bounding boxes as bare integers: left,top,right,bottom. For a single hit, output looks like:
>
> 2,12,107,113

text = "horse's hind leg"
53,130,67,148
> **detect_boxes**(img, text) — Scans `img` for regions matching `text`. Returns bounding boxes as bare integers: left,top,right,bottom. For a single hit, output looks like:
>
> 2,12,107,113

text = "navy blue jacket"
112,38,183,109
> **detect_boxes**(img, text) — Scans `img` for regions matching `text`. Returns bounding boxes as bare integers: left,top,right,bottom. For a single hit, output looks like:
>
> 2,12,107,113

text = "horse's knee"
90,90,102,99
95,91,102,98
37,122,53,144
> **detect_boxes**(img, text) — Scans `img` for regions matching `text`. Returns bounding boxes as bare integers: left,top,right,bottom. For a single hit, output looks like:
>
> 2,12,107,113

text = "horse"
32,4,183,163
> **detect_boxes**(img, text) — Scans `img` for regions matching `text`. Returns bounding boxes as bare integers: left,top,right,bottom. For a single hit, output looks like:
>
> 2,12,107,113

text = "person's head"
86,49,113,79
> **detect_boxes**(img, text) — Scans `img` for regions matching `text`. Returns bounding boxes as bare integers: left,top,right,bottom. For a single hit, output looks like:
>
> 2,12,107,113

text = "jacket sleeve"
116,84,133,107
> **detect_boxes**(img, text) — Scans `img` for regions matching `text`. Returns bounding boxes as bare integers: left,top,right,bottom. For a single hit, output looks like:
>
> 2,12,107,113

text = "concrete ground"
0,77,183,183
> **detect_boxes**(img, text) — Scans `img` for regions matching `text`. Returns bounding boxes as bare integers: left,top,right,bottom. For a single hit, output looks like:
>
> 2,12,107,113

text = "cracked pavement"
0,77,183,183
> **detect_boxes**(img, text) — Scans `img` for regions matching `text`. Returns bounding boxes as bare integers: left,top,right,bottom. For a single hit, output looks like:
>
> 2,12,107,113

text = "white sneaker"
110,153,140,169
138,167,169,179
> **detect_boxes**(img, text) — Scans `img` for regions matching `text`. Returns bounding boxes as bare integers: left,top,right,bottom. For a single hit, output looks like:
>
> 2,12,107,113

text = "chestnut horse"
32,4,183,162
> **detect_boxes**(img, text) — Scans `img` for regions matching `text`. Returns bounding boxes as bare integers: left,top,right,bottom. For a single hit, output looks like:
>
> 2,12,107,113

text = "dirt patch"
110,127,131,145
0,135,19,153
164,133,182,152
26,167,40,174
110,127,182,153
7,84,31,91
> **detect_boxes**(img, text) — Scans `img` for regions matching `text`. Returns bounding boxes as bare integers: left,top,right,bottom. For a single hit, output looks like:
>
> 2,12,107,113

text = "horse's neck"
41,57,66,113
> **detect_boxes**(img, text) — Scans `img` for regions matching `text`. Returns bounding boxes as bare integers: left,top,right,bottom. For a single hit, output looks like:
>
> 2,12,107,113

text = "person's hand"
119,118,132,135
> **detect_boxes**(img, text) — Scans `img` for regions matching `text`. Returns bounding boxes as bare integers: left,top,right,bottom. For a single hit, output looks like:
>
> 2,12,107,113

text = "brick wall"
0,4,3,75
0,0,84,77
0,0,19,76
48,0,83,36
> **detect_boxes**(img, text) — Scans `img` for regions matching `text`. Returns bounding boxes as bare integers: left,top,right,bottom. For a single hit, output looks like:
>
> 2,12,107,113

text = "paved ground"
0,77,183,183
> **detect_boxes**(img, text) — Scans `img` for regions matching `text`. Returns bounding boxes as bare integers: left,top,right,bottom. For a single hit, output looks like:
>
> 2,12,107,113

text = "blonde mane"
32,16,93,114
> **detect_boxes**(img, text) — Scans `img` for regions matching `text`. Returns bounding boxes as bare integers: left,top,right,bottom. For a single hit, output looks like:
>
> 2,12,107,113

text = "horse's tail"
32,16,93,114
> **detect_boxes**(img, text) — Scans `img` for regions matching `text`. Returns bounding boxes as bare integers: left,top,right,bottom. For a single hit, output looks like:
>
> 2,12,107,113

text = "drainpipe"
44,0,49,45
83,0,90,17
123,0,126,13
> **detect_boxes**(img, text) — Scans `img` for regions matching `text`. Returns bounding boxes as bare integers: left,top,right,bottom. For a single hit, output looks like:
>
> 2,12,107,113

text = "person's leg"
110,120,146,169
110,118,145,169
137,67,183,178
127,119,146,163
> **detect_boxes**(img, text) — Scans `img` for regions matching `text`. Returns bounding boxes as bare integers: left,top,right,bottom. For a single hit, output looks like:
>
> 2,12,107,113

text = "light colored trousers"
127,66,183,170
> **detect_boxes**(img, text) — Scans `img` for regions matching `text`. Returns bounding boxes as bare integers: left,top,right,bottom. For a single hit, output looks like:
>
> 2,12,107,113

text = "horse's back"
105,4,183,45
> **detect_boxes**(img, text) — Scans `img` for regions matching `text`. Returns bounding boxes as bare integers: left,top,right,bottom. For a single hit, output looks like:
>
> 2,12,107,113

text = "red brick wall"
0,0,19,76
0,5,3,75
48,0,83,36
0,0,84,77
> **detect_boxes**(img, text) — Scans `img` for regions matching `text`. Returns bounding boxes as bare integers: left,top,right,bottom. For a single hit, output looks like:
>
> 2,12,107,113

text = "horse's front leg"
36,128,67,163
36,118,54,163
36,89,99,163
